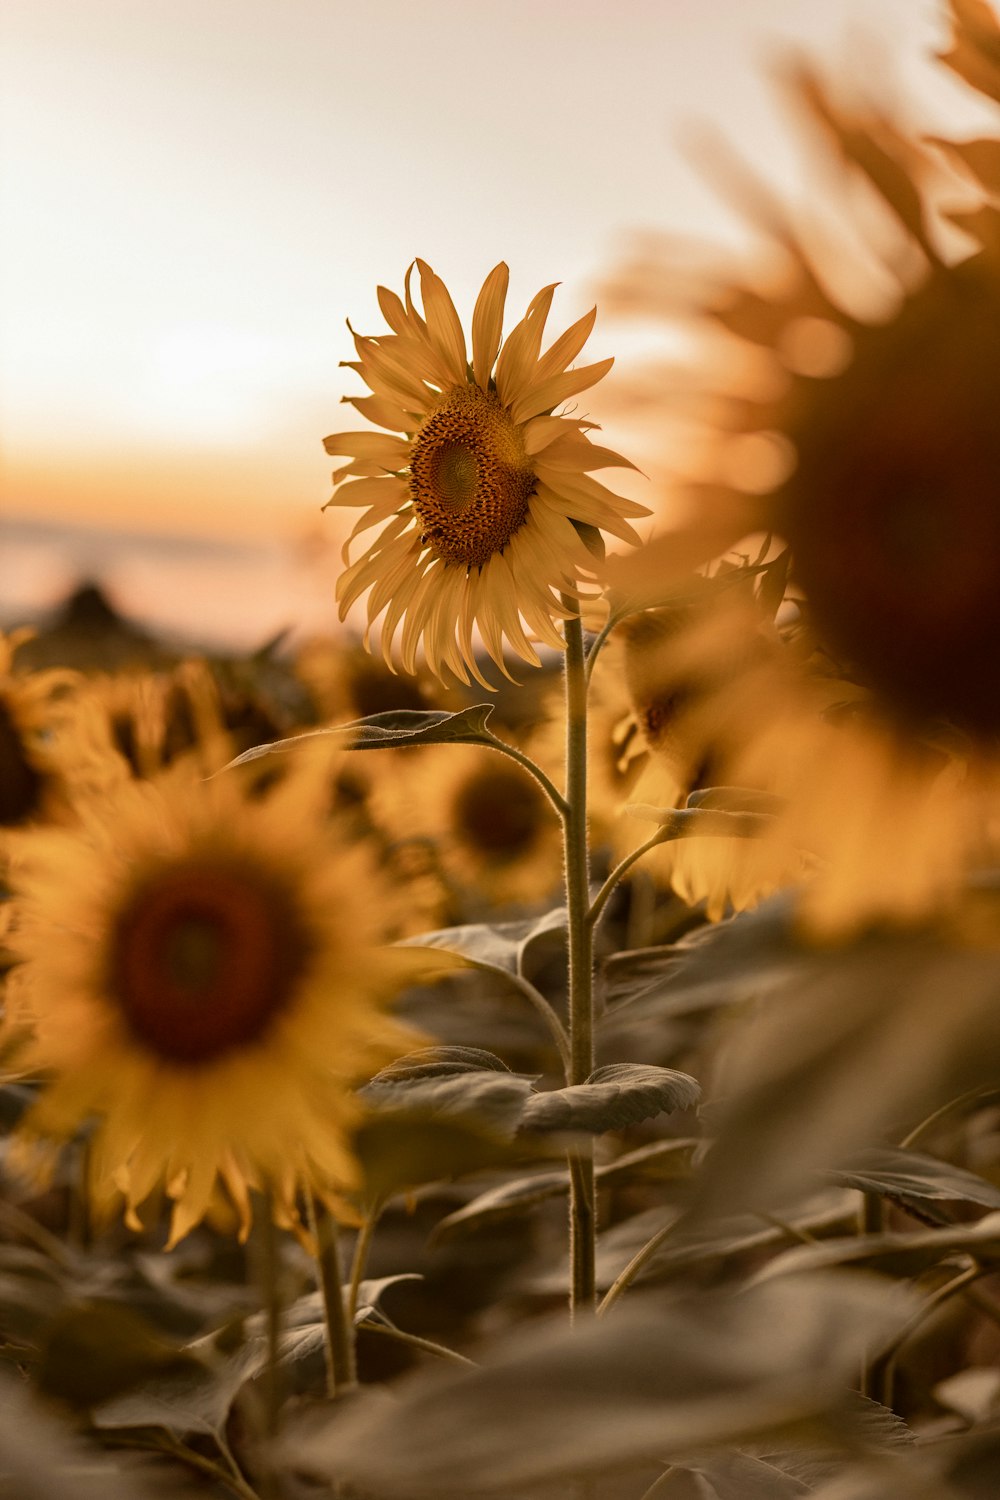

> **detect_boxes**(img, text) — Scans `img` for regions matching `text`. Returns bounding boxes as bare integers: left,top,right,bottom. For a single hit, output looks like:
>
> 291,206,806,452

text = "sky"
1,0,988,645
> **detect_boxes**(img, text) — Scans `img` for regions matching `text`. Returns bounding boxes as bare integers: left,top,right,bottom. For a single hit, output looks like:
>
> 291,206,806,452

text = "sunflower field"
7,2,1000,1496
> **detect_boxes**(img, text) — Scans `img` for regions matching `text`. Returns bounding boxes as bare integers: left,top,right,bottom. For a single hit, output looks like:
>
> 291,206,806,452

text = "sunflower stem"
247,1191,284,1500
562,608,597,1318
483,733,569,818
583,614,618,686
587,828,672,930
307,1191,358,1398
346,1202,380,1322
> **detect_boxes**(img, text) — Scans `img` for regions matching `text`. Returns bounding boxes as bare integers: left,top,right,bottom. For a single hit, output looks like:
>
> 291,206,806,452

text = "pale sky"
1,0,989,642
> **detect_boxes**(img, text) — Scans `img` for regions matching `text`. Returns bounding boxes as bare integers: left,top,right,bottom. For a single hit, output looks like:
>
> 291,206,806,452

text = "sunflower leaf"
221,706,497,768
355,1050,540,1201
433,1141,699,1243
826,1145,1000,1218
396,905,567,981
627,804,777,840
757,1210,1000,1281
39,1302,204,1408
292,1274,918,1496
432,1170,573,1241
519,1063,701,1135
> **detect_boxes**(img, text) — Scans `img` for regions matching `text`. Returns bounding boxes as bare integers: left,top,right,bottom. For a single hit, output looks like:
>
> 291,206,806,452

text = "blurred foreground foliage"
3,590,1000,1499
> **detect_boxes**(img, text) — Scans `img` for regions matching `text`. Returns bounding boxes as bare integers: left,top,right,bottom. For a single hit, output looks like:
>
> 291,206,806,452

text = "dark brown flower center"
0,697,45,827
409,385,535,567
781,257,1000,736
108,860,312,1066
451,762,546,859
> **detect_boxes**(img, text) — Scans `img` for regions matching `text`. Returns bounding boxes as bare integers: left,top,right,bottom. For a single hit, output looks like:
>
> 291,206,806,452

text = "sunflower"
0,631,123,843
606,4,1000,933
598,581,803,921
85,659,230,780
325,260,648,685
369,737,562,911
5,756,421,1245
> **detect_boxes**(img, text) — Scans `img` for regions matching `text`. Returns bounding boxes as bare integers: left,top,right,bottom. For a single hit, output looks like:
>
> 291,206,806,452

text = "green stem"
254,1198,283,1441
859,1191,886,1403
509,975,572,1075
597,1218,676,1317
245,1193,284,1500
483,734,568,818
358,1321,477,1367
308,1192,358,1397
583,614,618,687
587,829,671,930
899,1087,997,1150
562,609,596,1317
346,1202,380,1321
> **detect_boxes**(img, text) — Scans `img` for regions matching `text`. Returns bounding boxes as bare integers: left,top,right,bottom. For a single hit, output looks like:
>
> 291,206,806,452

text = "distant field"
2,511,339,651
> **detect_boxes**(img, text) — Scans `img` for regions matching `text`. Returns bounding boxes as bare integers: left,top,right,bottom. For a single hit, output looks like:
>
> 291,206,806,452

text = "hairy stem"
308,1192,358,1397
483,734,569,818
563,609,596,1317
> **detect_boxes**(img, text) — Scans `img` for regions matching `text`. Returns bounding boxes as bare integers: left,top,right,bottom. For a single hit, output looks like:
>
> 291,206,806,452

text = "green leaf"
600,942,744,1018
827,1145,1000,1219
360,1046,534,1127
520,1063,700,1134
638,898,1000,1225
222,705,498,768
352,1275,424,1326
685,786,785,816
293,1274,918,1496
364,1045,514,1084
758,1209,1000,1281
0,1369,164,1500
532,1191,852,1297
627,803,777,841
39,1302,204,1407
355,1049,540,1201
432,1171,573,1241
432,1141,698,1242
675,1395,915,1498
397,906,567,982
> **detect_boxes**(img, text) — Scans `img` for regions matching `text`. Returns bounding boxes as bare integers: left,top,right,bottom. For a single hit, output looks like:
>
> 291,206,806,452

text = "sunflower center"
409,385,535,567
452,762,545,859
782,258,1000,736
0,697,45,827
109,861,312,1066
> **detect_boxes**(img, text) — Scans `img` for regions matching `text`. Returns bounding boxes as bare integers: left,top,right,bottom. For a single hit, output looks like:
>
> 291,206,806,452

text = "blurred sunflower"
0,631,123,844
326,259,648,685
607,4,1000,932
602,577,802,921
293,634,463,725
5,757,421,1245
86,659,228,779
370,738,562,910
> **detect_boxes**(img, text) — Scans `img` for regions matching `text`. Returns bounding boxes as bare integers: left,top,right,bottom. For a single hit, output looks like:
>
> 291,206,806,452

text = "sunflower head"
606,30,1000,931
325,260,648,685
6,756,421,1244
0,633,126,839
777,254,1000,738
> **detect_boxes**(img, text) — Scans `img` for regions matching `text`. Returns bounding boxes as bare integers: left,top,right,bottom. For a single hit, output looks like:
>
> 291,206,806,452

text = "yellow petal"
472,262,509,387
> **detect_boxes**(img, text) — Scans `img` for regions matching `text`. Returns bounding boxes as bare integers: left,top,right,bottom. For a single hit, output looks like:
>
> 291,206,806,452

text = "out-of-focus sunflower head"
0,632,125,841
5,750,424,1246
294,635,461,724
369,737,562,914
605,565,805,921
604,4,1000,931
